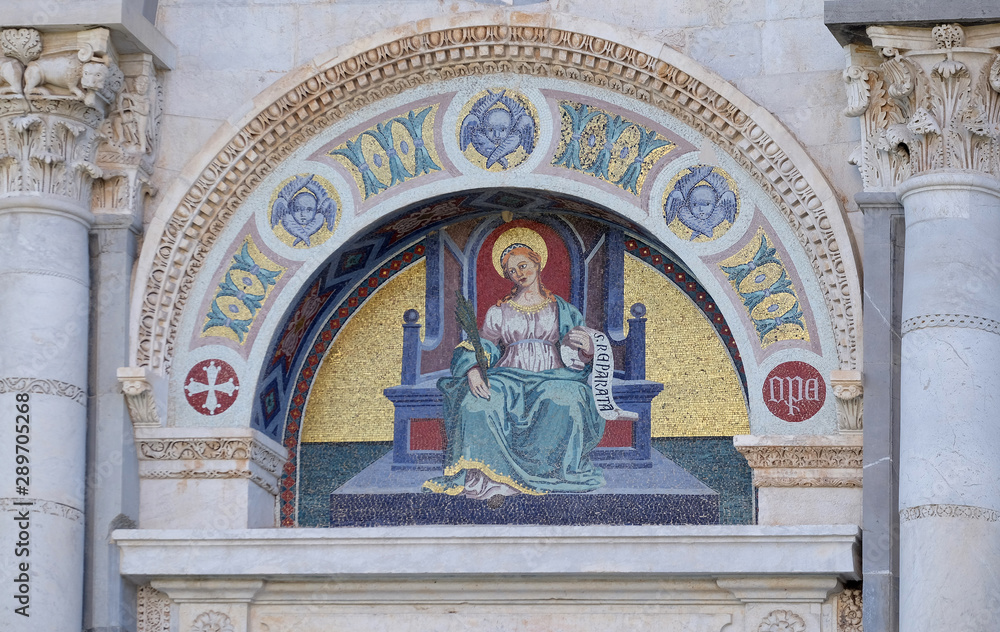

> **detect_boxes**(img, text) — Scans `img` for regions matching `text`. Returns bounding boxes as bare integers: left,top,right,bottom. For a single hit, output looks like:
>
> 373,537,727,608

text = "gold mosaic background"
623,254,749,436
302,261,426,443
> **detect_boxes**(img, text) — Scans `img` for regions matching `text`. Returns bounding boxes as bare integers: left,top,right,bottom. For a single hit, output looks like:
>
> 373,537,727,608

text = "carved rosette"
189,611,234,632
830,370,863,432
734,436,863,488
758,609,806,632
845,23,1000,191
0,28,122,206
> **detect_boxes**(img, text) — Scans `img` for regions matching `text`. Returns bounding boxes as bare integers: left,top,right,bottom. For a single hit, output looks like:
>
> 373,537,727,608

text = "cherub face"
504,253,539,289
689,186,717,220
290,193,318,225
484,108,512,144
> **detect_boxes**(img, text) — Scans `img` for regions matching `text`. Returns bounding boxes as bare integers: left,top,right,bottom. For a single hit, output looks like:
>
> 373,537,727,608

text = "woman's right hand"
467,367,491,400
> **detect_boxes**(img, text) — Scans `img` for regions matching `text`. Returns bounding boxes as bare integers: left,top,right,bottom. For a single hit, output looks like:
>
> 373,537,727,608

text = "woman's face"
504,253,539,289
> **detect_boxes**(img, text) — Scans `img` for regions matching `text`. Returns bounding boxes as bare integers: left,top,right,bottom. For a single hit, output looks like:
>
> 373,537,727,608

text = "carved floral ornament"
844,22,1000,191
133,15,860,378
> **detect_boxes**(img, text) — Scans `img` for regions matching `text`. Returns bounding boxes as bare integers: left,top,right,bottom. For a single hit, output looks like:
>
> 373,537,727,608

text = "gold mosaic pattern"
719,228,810,347
623,254,749,436
302,261,426,443
552,101,675,195
328,105,443,199
201,235,285,344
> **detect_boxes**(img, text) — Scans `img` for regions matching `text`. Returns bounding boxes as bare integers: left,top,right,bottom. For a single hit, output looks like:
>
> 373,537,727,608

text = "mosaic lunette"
201,235,285,343
552,100,674,195
719,229,809,346
328,105,442,199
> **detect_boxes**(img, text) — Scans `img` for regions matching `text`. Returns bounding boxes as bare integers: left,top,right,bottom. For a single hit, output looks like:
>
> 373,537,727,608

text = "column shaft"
0,202,92,631
897,172,1000,631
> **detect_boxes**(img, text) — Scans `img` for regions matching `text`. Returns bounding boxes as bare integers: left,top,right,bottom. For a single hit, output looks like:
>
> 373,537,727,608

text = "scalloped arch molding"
130,12,860,374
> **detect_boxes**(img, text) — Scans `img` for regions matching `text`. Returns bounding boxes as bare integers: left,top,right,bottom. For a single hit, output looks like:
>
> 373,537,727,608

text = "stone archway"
129,12,861,380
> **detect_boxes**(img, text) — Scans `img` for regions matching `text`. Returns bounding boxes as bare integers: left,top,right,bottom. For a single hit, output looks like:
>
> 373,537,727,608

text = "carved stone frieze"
830,369,863,432
135,18,860,376
136,584,171,632
734,436,863,489
135,432,287,478
837,588,862,632
846,23,1000,191
0,376,86,406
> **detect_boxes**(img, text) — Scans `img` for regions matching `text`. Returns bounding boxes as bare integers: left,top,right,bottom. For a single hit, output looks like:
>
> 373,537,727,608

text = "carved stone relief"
735,437,863,488
0,28,122,205
189,610,234,632
846,23,1000,191
830,369,862,432
758,609,806,632
136,584,171,632
837,588,862,632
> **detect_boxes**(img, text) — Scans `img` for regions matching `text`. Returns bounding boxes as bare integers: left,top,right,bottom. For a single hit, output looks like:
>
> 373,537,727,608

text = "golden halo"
491,227,548,277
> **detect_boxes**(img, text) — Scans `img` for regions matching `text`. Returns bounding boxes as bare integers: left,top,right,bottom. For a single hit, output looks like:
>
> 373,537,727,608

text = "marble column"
0,28,118,631
896,172,1000,630
843,22,1000,632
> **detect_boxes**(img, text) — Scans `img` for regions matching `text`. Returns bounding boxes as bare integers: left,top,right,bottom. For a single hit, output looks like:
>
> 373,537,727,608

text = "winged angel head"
459,90,536,169
271,175,337,247
664,165,738,241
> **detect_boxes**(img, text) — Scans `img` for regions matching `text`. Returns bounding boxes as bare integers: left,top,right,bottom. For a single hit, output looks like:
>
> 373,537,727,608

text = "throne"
383,220,664,471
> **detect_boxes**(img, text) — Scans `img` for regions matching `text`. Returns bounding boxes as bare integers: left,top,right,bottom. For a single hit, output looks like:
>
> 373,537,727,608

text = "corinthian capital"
844,23,1000,191
0,28,123,204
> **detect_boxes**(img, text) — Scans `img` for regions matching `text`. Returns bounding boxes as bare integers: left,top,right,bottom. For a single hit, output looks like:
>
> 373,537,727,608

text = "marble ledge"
114,525,860,580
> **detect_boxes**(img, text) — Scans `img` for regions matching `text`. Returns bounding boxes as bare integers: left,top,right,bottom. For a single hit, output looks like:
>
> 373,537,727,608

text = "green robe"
424,296,606,495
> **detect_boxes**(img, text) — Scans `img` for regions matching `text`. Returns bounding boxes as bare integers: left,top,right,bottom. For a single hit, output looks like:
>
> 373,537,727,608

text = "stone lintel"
114,525,861,583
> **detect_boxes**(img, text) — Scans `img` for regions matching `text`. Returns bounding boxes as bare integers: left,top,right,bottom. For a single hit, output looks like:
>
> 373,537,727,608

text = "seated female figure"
424,243,606,503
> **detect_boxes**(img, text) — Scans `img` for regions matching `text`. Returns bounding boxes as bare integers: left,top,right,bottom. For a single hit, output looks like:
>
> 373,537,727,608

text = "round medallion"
762,361,825,422
184,359,240,415
663,164,740,242
457,89,538,171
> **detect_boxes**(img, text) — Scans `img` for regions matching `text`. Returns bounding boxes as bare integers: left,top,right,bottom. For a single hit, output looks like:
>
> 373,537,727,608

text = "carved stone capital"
134,428,288,496
830,369,863,432
845,23,1000,190
0,28,123,204
734,435,863,488
117,366,166,427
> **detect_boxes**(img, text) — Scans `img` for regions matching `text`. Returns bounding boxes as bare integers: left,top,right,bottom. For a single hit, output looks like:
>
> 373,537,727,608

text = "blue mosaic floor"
329,450,718,526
